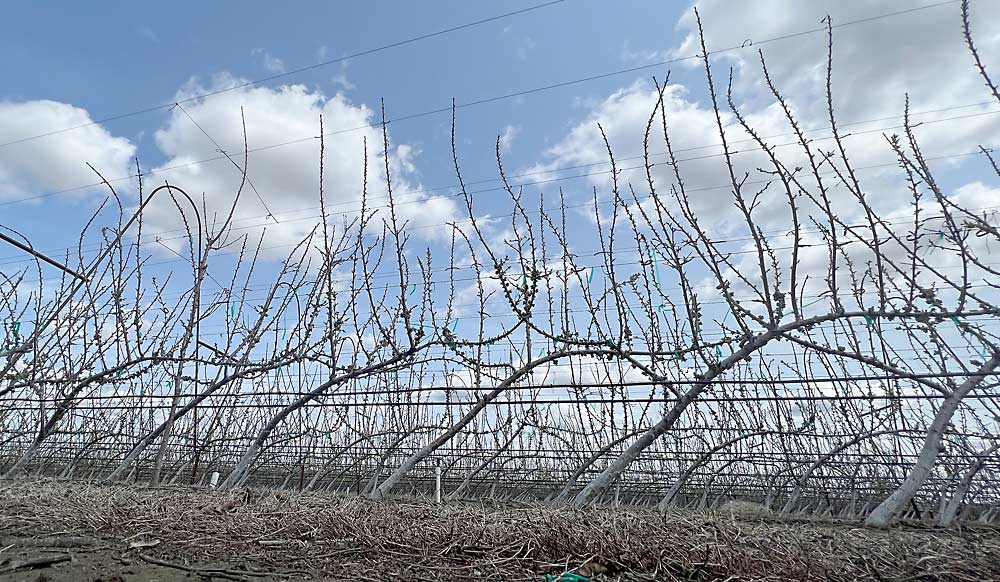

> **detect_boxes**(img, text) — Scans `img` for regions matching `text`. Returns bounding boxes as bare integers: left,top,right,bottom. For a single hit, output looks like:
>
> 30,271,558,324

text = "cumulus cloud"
144,74,459,255
526,0,1000,236
250,49,286,74
0,100,135,202
499,125,520,152
673,0,1000,122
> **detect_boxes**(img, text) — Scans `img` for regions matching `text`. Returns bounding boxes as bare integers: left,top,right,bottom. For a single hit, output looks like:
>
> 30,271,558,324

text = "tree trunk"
781,430,896,515
573,332,777,508
866,354,1000,527
370,350,595,500
938,443,1000,527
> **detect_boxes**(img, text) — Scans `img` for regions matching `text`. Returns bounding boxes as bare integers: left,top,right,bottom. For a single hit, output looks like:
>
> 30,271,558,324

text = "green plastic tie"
588,267,595,285
863,314,874,328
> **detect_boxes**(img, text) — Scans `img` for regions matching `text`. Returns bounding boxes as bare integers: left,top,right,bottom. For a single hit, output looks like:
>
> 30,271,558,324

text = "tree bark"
573,331,777,508
866,353,1000,527
371,349,601,499
938,442,1000,527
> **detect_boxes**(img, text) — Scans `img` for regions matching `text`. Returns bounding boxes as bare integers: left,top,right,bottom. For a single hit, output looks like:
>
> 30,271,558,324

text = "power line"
172,102,279,223
2,127,995,267
2,79,992,211
6,372,1000,406
0,0,570,149
0,0,963,156
5,390,1000,412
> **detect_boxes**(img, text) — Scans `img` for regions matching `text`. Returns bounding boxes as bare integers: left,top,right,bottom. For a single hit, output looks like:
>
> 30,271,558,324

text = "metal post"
435,460,442,504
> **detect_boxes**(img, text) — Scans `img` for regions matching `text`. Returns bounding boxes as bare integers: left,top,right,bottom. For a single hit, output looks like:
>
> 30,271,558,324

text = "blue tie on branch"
544,572,589,582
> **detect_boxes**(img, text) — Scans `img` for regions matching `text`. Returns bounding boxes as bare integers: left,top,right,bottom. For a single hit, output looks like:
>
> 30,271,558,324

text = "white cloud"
516,36,537,61
515,0,1000,333
0,100,135,202
250,49,286,74
329,58,355,92
144,74,459,255
620,40,668,65
499,125,520,152
527,0,1000,236
674,0,1000,123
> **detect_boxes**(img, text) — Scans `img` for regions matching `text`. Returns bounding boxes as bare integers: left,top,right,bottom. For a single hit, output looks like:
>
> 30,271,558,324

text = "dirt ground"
1,542,197,582
2,480,999,581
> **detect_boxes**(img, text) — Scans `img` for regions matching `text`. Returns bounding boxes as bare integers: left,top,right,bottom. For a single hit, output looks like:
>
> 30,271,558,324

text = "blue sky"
0,1,687,243
3,0,1000,467
2,0,999,293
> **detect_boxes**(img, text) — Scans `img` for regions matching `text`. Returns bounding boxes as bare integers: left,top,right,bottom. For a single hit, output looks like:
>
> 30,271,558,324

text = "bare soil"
1,480,998,581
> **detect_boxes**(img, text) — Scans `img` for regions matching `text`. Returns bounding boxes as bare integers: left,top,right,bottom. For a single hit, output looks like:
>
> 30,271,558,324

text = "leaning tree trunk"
370,349,600,500
447,422,525,500
866,353,1000,527
781,430,897,515
221,346,424,489
549,428,643,504
658,430,776,511
938,442,1000,527
573,331,777,508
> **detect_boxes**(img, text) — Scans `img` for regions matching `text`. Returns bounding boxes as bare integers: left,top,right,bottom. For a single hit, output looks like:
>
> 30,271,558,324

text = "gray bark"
866,353,1000,527
371,349,599,499
781,430,897,515
938,442,1000,527
658,430,775,511
573,331,777,508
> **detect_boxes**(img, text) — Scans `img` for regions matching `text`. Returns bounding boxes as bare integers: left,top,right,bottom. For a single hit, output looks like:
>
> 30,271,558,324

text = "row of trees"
1,2,998,527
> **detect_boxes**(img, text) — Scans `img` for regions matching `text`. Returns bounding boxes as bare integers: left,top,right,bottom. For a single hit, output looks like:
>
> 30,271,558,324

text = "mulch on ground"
0,480,997,581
